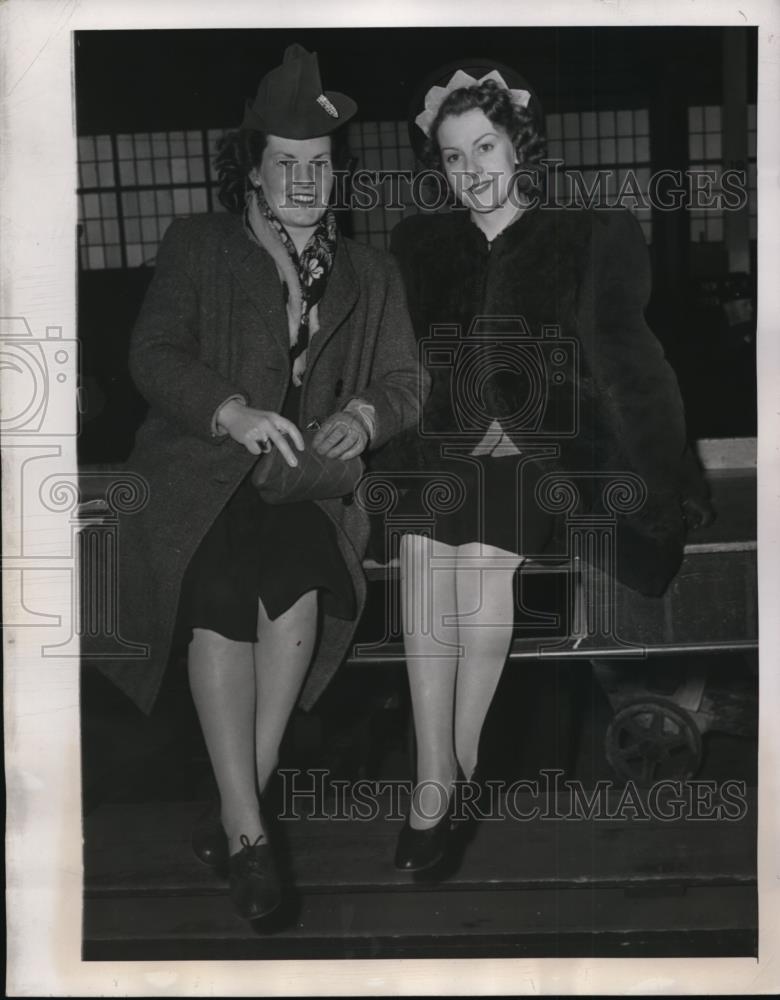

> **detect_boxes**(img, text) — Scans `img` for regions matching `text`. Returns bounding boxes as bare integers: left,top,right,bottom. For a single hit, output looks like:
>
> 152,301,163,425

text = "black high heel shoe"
228,833,282,920
394,766,466,874
191,800,228,869
394,808,452,873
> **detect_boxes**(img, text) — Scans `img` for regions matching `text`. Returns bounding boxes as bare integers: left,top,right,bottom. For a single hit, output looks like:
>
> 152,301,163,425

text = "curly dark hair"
215,128,353,214
214,130,267,213
422,79,547,192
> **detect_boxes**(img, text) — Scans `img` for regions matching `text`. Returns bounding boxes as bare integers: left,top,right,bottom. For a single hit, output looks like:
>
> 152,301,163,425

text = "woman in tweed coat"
97,46,425,920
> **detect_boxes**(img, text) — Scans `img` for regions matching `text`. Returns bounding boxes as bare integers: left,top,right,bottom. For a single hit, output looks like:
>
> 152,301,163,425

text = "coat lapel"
223,224,358,386
306,239,359,372
223,225,290,358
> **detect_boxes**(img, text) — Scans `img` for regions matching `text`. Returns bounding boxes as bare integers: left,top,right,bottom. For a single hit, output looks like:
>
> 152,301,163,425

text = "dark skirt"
174,387,355,646
370,452,555,560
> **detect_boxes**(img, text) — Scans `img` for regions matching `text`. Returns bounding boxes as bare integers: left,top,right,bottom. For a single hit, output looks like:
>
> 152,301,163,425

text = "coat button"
334,378,344,397
342,493,354,507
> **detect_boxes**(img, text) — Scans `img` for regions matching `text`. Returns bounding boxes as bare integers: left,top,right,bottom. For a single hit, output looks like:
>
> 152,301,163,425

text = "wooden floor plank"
83,884,757,957
83,928,758,961
85,885,758,939
84,791,757,896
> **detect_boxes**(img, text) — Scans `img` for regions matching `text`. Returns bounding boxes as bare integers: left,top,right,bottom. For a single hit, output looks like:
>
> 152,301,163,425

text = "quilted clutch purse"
250,430,365,505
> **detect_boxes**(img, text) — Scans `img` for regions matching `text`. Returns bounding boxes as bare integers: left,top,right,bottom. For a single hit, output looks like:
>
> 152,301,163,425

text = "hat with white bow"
408,57,543,159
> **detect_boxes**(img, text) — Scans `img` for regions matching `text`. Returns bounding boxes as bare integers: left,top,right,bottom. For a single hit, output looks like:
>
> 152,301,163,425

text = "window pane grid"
687,104,755,243
347,120,418,250
688,106,722,242
78,135,116,189
79,116,659,263
79,127,220,269
77,104,753,266
546,109,652,242
547,109,650,166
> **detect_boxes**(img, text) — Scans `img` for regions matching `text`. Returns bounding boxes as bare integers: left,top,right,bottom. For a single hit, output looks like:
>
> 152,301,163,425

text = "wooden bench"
351,442,756,664
76,437,756,663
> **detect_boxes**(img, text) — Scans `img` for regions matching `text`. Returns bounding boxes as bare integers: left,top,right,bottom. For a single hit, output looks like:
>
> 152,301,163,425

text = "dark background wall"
75,27,758,464
75,27,755,130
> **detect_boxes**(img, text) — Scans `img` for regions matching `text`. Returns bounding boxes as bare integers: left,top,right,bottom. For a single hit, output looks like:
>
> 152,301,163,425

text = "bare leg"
253,589,318,794
188,629,262,854
453,542,522,779
400,534,460,829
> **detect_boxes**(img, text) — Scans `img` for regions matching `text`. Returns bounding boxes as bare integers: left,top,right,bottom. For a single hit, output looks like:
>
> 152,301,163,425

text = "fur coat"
370,205,709,597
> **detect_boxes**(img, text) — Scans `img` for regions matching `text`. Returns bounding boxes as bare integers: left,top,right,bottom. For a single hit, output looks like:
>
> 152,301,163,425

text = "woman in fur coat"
369,60,710,876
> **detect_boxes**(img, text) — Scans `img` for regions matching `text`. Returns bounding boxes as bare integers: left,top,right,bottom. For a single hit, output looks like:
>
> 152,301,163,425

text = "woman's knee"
189,628,254,661
457,541,524,568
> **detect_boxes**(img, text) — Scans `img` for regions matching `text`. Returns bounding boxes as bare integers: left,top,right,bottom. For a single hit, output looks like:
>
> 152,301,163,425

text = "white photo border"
2,0,779,994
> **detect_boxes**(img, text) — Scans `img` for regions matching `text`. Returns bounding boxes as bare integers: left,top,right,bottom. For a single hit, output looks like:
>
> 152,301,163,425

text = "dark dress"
371,208,558,560
386,450,554,557
175,381,355,645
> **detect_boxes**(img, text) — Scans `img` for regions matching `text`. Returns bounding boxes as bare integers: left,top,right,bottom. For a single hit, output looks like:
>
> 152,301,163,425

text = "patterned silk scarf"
244,185,337,386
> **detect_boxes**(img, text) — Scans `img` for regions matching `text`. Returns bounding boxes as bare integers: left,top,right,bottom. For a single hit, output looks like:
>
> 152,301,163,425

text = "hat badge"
316,94,340,118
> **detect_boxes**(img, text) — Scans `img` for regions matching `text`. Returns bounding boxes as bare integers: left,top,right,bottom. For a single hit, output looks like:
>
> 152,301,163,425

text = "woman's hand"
217,400,304,466
312,411,369,460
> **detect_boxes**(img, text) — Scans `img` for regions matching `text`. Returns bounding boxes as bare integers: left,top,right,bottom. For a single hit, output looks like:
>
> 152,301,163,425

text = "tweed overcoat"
370,205,709,597
97,212,425,715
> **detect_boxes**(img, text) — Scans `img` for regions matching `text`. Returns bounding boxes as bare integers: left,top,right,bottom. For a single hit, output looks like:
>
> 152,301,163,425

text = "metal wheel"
605,697,703,784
